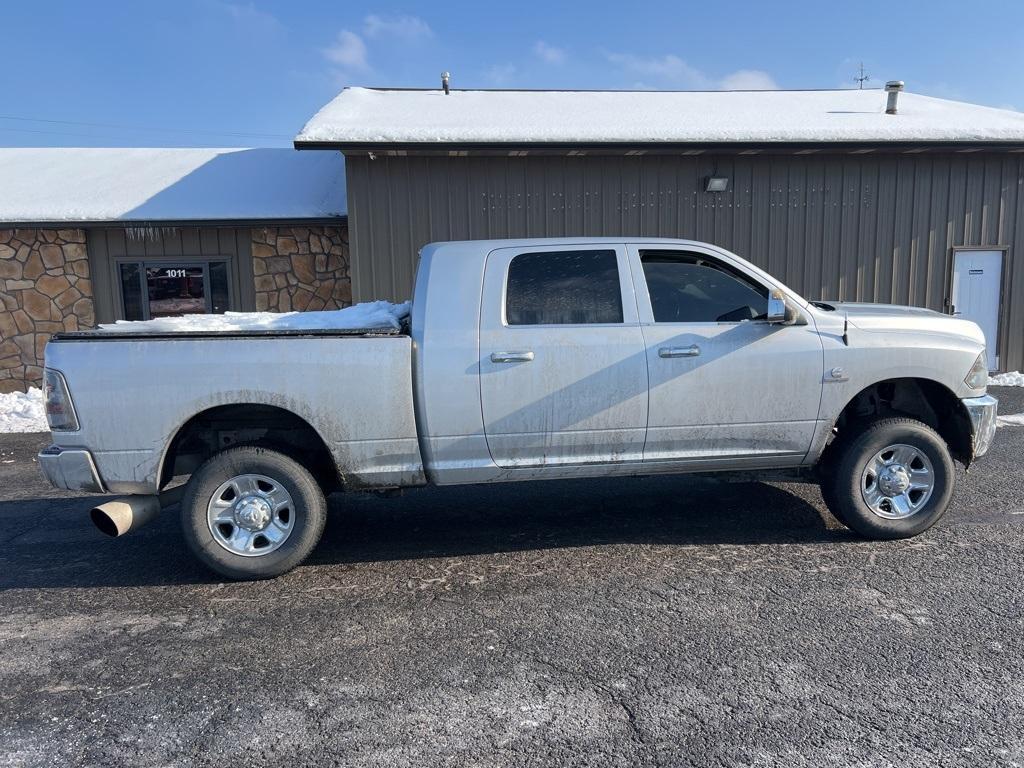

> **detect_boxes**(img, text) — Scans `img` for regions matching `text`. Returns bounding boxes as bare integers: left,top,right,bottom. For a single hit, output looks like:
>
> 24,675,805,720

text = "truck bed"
45,330,425,495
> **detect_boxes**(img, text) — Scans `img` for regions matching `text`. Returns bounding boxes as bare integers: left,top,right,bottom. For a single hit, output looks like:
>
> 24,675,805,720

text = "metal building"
296,85,1024,371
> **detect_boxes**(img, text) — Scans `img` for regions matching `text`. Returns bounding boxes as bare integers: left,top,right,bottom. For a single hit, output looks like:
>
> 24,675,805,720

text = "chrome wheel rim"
860,443,935,520
207,474,295,557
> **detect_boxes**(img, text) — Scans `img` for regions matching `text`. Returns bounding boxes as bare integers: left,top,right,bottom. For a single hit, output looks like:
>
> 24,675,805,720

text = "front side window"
640,251,768,323
506,250,623,325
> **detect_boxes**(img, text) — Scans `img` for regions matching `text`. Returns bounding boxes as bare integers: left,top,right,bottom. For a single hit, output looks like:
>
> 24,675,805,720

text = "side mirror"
766,289,786,323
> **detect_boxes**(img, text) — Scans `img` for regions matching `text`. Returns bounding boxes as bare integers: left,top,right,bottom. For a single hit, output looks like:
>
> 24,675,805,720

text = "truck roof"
421,236,719,253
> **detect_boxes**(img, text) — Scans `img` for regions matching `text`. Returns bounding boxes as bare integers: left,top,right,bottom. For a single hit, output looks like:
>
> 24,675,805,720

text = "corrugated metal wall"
346,152,1024,370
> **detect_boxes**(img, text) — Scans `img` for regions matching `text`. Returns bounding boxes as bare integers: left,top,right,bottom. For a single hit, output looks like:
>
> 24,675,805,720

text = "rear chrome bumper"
962,394,998,459
38,445,106,493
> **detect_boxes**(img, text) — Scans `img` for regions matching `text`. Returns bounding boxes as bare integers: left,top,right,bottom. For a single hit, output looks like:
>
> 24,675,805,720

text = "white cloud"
719,69,779,90
605,52,710,88
220,2,284,34
533,41,566,65
485,63,518,86
322,14,433,78
363,14,433,40
607,51,778,91
323,29,369,71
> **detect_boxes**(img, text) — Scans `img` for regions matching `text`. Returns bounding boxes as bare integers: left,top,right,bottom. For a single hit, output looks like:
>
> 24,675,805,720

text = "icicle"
125,225,179,241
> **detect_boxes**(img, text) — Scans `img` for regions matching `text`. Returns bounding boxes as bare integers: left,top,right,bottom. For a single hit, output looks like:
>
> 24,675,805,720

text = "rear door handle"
490,351,535,363
658,345,701,358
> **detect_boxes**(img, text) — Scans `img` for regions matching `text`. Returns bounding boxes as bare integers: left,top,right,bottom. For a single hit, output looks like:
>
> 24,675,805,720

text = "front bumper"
38,445,106,493
962,394,998,459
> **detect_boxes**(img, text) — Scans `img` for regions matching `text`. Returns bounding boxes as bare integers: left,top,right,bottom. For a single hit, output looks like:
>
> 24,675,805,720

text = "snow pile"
98,300,411,334
998,413,1024,428
0,387,48,434
990,371,1024,387
297,87,1024,146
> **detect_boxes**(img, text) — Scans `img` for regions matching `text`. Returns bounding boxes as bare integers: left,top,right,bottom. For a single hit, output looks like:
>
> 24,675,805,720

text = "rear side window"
641,251,768,323
505,250,623,325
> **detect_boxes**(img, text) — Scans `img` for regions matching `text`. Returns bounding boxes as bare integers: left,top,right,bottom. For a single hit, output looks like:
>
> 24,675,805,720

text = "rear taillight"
43,369,79,432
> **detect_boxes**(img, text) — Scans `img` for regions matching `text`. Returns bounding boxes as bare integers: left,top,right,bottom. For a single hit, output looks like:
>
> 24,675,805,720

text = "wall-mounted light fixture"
705,176,729,193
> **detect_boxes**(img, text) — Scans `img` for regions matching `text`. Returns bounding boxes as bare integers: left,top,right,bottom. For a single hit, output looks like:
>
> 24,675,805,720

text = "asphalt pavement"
1,388,1023,767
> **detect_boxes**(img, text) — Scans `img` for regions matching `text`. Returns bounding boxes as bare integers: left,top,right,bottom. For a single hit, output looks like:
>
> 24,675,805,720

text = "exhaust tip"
89,496,161,537
90,506,121,537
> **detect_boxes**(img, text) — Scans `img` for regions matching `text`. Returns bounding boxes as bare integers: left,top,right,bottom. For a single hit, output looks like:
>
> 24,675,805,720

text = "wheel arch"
158,403,341,492
825,377,974,467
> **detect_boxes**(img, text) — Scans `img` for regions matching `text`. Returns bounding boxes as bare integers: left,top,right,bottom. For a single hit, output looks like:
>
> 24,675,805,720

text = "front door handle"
491,351,535,363
658,345,701,358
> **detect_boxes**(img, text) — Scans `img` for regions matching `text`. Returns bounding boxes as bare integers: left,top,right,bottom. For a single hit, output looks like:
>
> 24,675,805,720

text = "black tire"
818,469,851,528
818,435,853,528
821,417,955,540
181,446,327,580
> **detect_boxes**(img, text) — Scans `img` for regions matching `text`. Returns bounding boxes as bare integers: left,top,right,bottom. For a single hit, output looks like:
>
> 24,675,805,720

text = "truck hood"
822,301,986,345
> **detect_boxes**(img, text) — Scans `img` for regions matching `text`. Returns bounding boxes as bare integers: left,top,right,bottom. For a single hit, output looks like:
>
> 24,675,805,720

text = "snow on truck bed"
96,300,412,334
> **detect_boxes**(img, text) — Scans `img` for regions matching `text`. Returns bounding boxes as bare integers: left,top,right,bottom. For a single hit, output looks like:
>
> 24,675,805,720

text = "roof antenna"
842,313,850,346
441,71,450,95
854,62,870,90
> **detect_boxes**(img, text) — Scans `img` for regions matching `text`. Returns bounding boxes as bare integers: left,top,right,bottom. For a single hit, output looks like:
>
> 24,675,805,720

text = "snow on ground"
98,300,411,334
990,371,1024,387
0,388,47,434
998,413,1024,428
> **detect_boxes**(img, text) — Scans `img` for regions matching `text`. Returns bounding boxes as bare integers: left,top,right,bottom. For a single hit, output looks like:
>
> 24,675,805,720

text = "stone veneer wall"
252,225,351,312
0,229,94,393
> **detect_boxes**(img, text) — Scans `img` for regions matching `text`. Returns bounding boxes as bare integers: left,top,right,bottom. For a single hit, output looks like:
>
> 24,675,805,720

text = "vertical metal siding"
347,152,1024,370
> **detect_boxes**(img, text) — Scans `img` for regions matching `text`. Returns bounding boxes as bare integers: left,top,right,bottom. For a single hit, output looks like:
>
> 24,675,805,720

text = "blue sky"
2,0,1022,148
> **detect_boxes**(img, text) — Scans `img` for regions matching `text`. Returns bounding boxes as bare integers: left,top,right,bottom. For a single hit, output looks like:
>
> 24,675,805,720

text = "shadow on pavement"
1,473,851,591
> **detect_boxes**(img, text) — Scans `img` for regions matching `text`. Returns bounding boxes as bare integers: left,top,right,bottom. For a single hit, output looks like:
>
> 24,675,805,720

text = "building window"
505,249,623,325
117,260,231,321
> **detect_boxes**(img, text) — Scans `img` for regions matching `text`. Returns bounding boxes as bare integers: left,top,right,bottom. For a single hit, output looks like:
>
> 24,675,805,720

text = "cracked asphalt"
1,388,1023,767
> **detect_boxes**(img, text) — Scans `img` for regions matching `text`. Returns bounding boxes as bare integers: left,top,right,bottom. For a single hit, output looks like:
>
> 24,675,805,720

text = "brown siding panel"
347,152,1024,370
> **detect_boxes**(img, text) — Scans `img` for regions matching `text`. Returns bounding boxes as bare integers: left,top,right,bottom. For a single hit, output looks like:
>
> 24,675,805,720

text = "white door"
627,245,824,464
952,250,1002,371
479,245,649,468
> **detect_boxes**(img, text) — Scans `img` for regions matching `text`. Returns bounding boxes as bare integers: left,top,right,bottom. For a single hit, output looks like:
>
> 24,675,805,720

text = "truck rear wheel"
821,417,955,540
181,446,327,580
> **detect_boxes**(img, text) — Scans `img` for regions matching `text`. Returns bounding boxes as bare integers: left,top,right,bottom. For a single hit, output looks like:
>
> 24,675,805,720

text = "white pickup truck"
39,238,998,579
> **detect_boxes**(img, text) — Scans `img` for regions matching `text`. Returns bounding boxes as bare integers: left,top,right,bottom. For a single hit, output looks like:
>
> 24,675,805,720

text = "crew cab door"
627,245,824,464
479,245,648,468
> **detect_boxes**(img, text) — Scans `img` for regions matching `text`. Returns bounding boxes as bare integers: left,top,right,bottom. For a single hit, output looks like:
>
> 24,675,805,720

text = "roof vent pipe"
442,71,450,95
885,80,904,114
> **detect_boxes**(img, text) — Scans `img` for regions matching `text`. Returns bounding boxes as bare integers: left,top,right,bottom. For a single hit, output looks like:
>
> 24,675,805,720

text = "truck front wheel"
822,418,955,540
181,446,327,580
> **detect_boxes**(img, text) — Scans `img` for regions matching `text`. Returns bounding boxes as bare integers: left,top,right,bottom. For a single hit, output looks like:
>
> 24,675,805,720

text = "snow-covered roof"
296,87,1024,147
0,148,346,224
